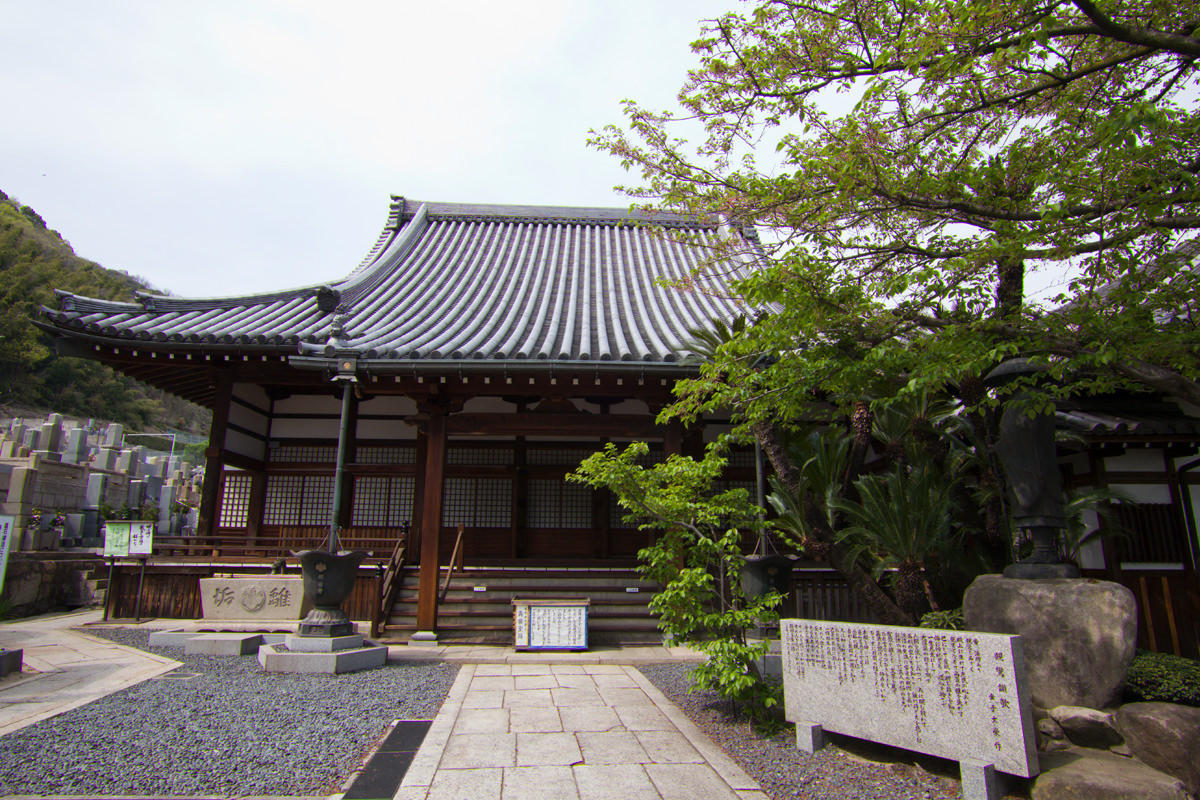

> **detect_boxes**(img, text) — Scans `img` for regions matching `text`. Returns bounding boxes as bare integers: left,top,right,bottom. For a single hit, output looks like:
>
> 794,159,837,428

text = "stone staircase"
382,565,662,644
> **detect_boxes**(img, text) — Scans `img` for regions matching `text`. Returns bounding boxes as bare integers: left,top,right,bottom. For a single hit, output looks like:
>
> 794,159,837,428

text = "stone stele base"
257,633,388,674
963,574,1137,709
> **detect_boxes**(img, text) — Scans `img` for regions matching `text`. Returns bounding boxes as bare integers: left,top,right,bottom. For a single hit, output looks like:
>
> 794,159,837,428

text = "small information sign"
102,521,130,557
103,521,154,557
512,598,589,651
0,515,13,594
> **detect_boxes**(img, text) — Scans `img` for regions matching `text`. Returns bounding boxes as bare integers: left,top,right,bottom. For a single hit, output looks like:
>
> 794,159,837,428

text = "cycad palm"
832,465,957,618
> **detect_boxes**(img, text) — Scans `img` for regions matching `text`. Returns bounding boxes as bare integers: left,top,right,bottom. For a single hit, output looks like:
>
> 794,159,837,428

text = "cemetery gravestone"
781,619,1039,794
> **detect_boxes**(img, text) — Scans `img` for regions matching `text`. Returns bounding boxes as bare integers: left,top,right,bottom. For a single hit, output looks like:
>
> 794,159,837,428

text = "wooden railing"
440,525,465,602
372,523,409,638
152,525,403,561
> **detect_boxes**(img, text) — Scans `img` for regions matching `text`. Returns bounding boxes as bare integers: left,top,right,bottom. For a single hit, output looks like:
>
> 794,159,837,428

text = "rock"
1115,702,1200,795
1049,705,1124,749
1109,743,1132,757
963,575,1136,708
1031,749,1189,800
1037,717,1064,739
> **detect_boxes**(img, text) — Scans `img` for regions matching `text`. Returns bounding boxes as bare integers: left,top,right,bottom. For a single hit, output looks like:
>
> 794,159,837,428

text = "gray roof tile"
43,198,755,366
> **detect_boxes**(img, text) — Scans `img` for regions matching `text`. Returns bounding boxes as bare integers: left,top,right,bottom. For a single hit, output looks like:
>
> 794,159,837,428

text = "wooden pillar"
415,409,447,633
410,431,428,554
245,469,268,545
196,375,233,540
512,435,526,559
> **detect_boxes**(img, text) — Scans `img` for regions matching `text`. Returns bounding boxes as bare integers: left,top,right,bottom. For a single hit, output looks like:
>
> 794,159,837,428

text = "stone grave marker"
102,423,123,449
93,448,117,472
62,428,88,465
39,418,63,453
781,619,1038,798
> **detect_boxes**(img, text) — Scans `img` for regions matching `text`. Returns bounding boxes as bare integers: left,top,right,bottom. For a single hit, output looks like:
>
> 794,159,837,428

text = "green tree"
570,441,784,727
593,0,1200,618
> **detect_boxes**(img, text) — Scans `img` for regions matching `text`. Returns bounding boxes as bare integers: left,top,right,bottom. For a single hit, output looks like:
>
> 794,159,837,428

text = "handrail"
372,522,409,638
440,525,465,603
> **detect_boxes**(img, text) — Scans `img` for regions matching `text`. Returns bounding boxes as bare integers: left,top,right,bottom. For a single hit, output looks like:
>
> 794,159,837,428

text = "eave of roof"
41,196,756,368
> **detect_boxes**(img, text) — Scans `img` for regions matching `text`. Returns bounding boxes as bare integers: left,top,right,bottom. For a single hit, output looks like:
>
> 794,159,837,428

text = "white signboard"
103,521,154,557
781,619,1038,778
127,521,154,555
513,598,589,650
0,515,13,594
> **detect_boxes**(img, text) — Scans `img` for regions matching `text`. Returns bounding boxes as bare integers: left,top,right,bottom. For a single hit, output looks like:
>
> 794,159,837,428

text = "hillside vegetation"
0,190,209,433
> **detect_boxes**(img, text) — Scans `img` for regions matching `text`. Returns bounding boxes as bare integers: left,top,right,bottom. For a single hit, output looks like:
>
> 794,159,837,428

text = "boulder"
963,575,1136,708
1037,717,1064,739
1031,749,1189,800
1115,702,1200,795
1048,706,1123,749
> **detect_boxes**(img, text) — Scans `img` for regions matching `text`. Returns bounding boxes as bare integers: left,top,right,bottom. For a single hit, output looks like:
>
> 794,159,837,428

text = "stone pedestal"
258,633,388,674
963,575,1137,708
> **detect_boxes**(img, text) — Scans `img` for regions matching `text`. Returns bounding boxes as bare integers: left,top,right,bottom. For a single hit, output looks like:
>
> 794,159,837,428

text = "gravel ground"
0,628,458,797
639,663,968,800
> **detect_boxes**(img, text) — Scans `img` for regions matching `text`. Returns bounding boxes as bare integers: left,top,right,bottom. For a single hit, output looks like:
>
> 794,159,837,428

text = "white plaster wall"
272,394,341,415
1103,449,1163,472
461,396,518,413
227,402,268,436
269,418,340,439
231,382,270,412
224,428,265,461
609,399,651,415
358,395,418,415
357,419,417,440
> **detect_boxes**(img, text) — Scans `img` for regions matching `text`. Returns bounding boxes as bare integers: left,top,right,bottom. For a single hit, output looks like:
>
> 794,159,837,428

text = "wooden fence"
1086,568,1200,659
105,563,383,622
790,570,880,624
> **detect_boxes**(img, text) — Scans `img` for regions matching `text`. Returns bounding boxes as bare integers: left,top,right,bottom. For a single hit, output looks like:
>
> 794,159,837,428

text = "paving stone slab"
441,732,517,769
146,630,201,648
184,633,263,656
516,732,584,766
502,765,580,800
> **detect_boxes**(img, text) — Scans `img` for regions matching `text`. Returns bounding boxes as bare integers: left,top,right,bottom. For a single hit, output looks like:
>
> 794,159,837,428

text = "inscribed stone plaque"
513,598,588,650
781,619,1038,778
200,576,308,620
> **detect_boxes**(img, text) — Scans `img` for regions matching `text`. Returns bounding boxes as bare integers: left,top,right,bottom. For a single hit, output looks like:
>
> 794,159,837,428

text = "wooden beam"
415,410,447,631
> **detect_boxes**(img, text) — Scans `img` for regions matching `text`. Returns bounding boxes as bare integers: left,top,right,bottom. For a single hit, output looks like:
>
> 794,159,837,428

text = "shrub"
1124,650,1200,707
919,607,965,631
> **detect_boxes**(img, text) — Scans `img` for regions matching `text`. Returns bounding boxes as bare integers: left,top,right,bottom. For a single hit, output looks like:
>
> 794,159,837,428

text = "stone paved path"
0,609,180,736
395,662,768,800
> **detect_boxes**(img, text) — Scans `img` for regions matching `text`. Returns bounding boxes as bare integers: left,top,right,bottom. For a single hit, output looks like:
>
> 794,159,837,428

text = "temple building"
37,197,759,641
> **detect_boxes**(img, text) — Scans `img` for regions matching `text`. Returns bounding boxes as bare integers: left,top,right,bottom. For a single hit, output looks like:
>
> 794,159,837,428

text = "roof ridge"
404,200,720,228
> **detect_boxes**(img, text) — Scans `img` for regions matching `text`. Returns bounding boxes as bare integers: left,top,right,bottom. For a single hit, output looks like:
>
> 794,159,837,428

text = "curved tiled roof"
41,197,756,367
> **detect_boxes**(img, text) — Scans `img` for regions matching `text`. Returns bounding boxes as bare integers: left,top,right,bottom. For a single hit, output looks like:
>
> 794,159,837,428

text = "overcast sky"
1,1,735,297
